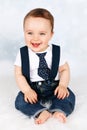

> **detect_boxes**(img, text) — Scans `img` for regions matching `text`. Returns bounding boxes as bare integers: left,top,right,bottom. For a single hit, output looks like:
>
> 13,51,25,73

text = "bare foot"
35,110,52,124
53,111,66,123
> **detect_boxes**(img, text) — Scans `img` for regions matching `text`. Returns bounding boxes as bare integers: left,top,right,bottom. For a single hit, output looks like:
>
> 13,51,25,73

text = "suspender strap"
50,44,60,80
20,46,30,83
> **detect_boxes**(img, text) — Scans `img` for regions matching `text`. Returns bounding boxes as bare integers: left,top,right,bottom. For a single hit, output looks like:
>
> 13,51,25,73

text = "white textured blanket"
0,75,87,130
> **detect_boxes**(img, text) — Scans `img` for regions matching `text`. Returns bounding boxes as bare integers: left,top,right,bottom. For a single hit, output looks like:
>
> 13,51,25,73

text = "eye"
28,32,33,35
40,33,46,35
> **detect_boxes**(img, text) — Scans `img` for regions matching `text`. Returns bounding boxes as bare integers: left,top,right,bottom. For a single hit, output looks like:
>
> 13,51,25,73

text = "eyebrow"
25,29,47,33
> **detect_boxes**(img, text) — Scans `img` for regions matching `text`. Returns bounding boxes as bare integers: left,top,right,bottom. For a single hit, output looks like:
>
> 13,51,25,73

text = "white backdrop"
0,0,87,78
0,0,87,130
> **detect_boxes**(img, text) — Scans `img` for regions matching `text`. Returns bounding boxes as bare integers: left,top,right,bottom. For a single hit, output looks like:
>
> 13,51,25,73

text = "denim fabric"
49,88,75,116
15,81,75,117
15,91,47,118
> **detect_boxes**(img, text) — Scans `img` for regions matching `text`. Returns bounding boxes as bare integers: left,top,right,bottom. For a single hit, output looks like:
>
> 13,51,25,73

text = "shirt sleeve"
14,50,21,67
59,47,68,66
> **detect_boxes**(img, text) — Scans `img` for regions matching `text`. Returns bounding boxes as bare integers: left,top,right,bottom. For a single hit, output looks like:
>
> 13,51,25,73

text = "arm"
15,65,38,104
54,62,70,99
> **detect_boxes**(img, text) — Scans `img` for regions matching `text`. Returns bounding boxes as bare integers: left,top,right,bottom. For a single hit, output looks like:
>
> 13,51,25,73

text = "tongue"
32,43,40,47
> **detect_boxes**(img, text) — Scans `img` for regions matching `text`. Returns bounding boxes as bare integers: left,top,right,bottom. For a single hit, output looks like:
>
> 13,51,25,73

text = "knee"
15,98,20,110
15,91,25,110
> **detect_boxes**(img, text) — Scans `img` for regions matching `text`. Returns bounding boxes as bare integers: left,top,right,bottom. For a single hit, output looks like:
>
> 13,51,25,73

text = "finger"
57,89,62,98
57,92,62,99
30,95,38,103
25,96,33,104
62,93,67,99
61,91,69,99
57,91,65,99
66,91,69,97
57,94,62,99
29,98,34,104
24,96,29,103
32,98,37,103
32,94,38,102
54,87,58,95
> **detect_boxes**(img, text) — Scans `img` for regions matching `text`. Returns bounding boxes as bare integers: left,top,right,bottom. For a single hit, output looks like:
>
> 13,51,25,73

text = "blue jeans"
15,81,75,117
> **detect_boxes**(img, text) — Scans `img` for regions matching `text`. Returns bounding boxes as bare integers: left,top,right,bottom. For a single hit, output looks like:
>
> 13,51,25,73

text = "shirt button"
38,81,42,86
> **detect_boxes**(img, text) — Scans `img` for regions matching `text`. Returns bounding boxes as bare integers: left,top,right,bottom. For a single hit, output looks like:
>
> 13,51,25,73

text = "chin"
31,47,41,52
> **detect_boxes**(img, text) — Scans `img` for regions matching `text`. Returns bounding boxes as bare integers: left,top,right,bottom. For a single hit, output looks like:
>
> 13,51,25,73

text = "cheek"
24,37,30,45
45,36,52,43
25,35,30,41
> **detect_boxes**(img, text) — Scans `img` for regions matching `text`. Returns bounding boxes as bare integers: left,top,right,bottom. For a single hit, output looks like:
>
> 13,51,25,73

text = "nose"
33,34,39,41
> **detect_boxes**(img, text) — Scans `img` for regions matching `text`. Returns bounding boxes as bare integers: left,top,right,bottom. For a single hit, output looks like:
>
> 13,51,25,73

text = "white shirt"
14,44,66,82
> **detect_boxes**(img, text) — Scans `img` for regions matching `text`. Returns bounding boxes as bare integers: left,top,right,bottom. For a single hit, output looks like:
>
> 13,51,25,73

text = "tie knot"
36,52,47,59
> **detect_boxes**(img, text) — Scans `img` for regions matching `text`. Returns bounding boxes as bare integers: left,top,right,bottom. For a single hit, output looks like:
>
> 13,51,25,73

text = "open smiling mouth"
32,43,41,47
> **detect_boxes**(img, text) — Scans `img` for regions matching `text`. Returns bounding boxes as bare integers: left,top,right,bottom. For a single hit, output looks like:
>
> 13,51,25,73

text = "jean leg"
15,91,47,117
67,88,76,111
49,88,75,116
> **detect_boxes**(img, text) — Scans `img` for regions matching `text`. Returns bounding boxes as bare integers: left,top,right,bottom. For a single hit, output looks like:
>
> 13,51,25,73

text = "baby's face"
24,17,53,52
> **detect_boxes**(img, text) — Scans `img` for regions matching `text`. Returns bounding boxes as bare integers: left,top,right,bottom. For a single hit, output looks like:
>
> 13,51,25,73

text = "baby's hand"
24,88,38,104
54,85,69,99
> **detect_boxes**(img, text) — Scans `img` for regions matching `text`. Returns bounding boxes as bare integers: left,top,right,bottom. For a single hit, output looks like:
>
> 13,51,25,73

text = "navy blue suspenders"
50,45,60,80
20,45,60,83
20,46,30,83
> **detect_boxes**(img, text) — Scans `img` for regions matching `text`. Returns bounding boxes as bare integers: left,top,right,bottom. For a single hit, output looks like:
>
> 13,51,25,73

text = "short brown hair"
23,8,54,32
